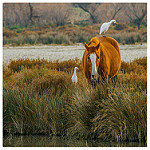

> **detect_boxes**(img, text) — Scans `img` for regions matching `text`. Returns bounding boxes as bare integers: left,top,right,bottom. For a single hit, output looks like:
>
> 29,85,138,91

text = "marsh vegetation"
3,57,147,144
3,24,147,46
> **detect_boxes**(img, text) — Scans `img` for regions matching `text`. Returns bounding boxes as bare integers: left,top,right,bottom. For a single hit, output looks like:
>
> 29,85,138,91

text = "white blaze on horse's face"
89,53,98,79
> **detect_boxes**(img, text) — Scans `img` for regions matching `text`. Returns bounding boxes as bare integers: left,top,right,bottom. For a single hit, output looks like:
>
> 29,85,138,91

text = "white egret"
71,67,79,83
99,20,118,35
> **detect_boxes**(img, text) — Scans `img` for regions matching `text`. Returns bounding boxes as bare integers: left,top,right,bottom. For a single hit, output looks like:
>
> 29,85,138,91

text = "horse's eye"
88,56,90,60
97,56,99,59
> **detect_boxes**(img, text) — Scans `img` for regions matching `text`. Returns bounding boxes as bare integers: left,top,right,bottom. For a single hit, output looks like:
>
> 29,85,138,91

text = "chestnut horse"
82,36,121,83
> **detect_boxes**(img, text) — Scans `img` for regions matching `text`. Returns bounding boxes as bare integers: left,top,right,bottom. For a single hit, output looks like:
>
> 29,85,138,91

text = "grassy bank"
3,57,147,143
3,24,147,46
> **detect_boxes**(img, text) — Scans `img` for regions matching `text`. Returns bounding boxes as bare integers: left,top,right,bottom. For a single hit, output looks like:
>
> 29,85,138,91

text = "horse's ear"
96,42,100,50
84,42,89,50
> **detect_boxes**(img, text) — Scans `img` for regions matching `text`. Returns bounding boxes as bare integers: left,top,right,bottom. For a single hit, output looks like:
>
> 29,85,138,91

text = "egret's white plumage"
71,67,79,83
99,20,118,35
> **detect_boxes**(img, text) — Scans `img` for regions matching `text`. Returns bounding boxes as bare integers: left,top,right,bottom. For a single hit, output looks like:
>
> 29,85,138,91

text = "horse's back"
97,36,120,56
97,36,121,78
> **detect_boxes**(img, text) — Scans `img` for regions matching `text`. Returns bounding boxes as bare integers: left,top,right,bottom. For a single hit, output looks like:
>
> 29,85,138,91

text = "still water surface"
3,43,147,63
3,135,146,147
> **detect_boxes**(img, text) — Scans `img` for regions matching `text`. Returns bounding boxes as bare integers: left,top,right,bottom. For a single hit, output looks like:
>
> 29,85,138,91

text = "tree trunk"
138,23,140,30
28,3,33,23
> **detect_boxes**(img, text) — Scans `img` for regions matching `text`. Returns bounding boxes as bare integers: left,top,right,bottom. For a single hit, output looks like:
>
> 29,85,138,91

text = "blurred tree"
49,4,70,26
29,3,70,26
125,3,147,29
28,3,41,25
109,3,123,20
95,3,124,23
3,3,147,28
28,3,33,23
73,3,101,23
3,3,30,26
3,3,70,27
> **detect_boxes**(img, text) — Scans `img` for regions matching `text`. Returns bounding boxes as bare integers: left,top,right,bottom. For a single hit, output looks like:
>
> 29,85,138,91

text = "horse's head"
84,41,100,80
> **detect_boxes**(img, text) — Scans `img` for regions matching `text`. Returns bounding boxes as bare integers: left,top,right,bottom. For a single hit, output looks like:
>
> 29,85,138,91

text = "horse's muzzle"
92,75,95,78
91,75,98,80
91,72,99,80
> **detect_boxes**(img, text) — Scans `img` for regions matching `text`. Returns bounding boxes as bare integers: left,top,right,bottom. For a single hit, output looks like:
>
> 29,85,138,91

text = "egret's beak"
77,67,79,70
115,21,118,24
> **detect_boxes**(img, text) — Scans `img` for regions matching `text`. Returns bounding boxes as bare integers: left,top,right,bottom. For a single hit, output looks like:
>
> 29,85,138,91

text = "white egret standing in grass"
71,67,79,83
99,20,118,35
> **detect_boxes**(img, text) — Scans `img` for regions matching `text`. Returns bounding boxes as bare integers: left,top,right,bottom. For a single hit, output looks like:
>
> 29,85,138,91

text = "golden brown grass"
3,57,147,143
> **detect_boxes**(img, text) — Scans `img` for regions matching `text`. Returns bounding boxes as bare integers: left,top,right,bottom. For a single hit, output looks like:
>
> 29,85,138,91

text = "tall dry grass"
3,57,147,143
3,24,147,46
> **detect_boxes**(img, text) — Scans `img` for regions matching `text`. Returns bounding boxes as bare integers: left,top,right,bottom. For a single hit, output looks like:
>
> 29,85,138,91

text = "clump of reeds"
92,82,147,142
3,66,73,135
3,57,147,144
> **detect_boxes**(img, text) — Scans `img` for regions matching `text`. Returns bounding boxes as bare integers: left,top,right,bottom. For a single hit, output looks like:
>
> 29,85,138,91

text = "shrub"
39,33,54,44
3,28,18,38
54,34,72,45
8,59,47,72
114,23,128,30
121,57,147,74
8,58,81,73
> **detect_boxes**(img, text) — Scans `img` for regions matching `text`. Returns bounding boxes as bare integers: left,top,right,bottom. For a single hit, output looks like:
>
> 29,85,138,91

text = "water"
3,135,146,147
3,43,147,63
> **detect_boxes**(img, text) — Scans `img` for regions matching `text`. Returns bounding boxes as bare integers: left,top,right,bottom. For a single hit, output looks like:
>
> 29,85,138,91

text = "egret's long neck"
108,20,113,25
74,69,76,75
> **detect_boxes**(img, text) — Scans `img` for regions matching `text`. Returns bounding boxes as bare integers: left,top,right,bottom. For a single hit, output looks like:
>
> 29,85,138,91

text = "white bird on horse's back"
99,20,118,35
71,67,79,83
